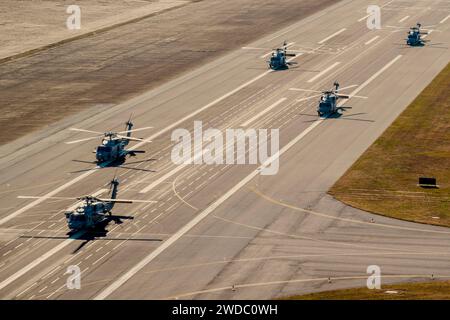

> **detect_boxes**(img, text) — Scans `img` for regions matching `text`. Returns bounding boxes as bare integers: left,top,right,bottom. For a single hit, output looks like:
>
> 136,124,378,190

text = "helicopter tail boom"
127,150,145,157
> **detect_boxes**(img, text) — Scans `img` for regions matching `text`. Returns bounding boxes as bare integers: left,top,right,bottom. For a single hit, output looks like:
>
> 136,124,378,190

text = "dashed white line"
17,282,37,297
399,15,410,23
93,252,110,265
0,230,84,291
365,35,380,45
2,250,12,257
38,286,48,293
307,62,341,83
241,98,287,127
358,14,370,22
165,203,178,212
440,15,450,24
318,28,346,44
94,54,404,300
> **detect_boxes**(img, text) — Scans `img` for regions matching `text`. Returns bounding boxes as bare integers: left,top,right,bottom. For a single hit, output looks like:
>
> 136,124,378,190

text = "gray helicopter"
268,41,297,70
242,41,301,70
290,82,367,117
18,178,155,231
387,23,437,47
66,118,152,164
407,23,428,46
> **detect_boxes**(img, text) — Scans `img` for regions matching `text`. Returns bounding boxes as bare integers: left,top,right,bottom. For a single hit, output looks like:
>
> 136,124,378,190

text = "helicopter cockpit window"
71,214,86,221
98,146,112,152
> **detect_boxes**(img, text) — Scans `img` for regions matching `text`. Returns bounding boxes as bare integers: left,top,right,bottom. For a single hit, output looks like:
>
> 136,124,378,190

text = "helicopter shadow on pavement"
298,110,375,123
394,42,448,49
245,65,319,72
70,157,157,174
20,218,162,254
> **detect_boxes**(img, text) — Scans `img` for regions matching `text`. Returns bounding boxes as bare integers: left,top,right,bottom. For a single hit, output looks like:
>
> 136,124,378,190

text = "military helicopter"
406,23,428,46
18,178,155,231
66,117,152,164
242,41,302,70
290,82,367,117
387,23,438,47
268,41,298,70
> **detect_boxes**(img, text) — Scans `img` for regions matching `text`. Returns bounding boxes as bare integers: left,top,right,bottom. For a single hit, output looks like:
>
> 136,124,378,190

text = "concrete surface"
0,0,449,300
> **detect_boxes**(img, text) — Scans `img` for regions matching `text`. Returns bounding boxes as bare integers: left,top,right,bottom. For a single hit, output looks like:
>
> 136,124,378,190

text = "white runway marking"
94,54,404,300
0,230,83,291
139,148,206,194
318,28,346,44
358,14,370,22
2,68,275,225
357,0,395,22
241,98,287,127
167,274,450,299
260,42,294,58
365,35,380,45
422,30,433,39
307,62,341,83
399,15,410,23
440,15,450,24
94,116,326,300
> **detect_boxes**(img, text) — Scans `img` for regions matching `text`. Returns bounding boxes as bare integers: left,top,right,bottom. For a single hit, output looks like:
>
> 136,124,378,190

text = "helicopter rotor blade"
385,25,410,29
289,88,323,93
69,128,104,135
97,198,157,203
18,195,76,200
242,46,271,51
116,135,152,143
345,94,368,99
115,126,154,134
296,94,324,102
337,84,359,91
66,135,103,145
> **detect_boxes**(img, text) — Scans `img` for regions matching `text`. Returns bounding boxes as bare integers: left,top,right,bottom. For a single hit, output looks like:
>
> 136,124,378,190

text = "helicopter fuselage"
317,93,339,116
95,138,129,163
407,30,424,46
269,50,288,70
66,201,114,231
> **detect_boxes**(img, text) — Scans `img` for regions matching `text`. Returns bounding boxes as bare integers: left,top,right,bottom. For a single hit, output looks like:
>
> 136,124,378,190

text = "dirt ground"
0,0,336,146
286,280,450,300
330,62,450,228
0,0,188,60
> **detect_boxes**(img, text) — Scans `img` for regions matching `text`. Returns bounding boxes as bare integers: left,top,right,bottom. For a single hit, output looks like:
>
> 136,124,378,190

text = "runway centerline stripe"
1,68,274,226
365,35,380,45
307,62,341,83
241,97,287,127
318,28,346,44
357,0,395,22
139,55,299,194
440,15,450,24
0,231,84,291
94,54,404,300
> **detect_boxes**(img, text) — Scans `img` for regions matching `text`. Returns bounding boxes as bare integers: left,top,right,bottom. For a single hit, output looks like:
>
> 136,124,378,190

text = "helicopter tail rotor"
334,81,340,92
125,113,134,137
110,174,120,200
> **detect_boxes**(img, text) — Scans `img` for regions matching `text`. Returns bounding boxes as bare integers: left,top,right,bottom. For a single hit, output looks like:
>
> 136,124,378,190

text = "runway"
0,0,450,299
